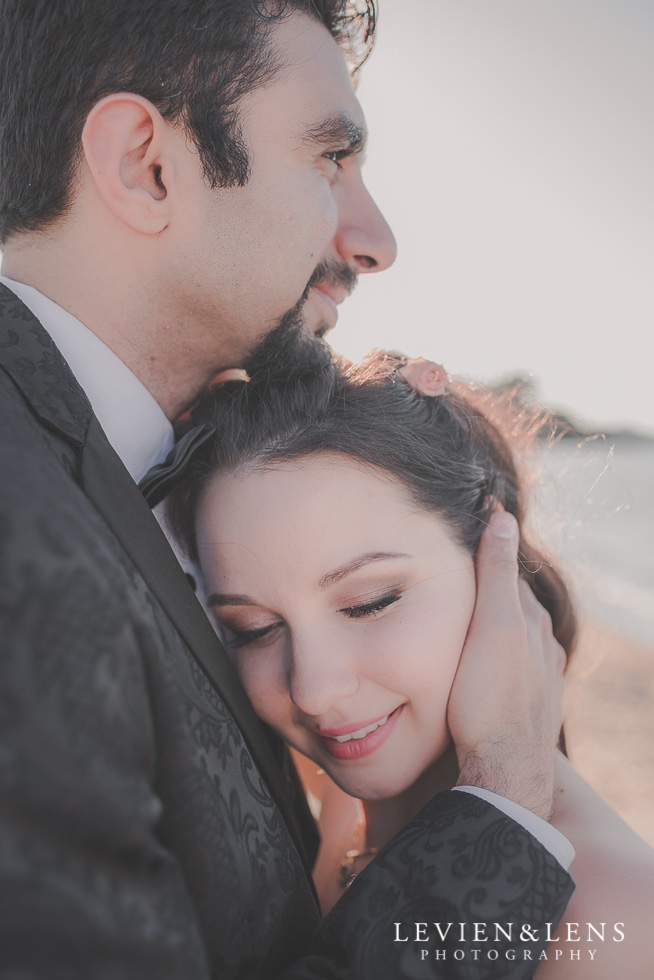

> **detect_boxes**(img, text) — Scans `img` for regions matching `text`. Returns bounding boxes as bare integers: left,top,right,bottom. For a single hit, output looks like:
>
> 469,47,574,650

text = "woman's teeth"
331,714,390,743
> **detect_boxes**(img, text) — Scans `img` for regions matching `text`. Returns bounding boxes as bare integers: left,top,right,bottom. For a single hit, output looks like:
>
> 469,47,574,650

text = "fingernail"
490,511,516,540
214,368,250,384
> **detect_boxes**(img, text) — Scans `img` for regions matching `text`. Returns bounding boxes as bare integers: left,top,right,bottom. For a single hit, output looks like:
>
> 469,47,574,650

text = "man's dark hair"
0,0,376,242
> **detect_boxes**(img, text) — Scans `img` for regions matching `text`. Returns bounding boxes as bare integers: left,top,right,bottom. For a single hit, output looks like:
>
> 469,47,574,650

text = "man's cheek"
316,193,339,248
287,182,339,252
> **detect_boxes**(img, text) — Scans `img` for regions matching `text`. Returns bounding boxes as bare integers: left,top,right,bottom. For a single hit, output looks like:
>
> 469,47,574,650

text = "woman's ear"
81,93,175,234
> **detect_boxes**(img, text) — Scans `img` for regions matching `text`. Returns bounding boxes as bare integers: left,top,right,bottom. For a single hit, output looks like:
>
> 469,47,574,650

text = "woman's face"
195,454,476,802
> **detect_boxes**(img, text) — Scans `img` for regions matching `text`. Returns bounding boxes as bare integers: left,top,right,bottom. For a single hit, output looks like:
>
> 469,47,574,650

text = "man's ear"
81,94,175,234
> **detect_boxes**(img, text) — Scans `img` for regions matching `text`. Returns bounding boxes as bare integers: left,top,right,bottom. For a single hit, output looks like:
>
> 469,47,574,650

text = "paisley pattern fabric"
312,791,574,979
0,284,574,979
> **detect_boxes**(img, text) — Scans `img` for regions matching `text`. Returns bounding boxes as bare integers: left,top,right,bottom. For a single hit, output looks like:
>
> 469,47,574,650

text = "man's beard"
243,302,333,388
243,259,356,385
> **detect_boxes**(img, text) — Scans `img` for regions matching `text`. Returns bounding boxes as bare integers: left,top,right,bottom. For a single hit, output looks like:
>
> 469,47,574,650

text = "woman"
172,342,654,977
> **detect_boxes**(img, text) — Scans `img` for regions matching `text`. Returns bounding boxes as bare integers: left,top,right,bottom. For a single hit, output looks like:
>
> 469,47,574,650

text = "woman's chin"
328,769,421,803
325,744,459,808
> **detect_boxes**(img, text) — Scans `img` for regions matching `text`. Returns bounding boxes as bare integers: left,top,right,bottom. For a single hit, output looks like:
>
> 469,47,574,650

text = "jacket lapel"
80,417,303,821
0,283,92,443
0,284,315,880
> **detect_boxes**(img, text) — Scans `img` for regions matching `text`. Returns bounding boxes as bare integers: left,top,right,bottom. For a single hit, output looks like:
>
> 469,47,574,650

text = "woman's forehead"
196,453,469,593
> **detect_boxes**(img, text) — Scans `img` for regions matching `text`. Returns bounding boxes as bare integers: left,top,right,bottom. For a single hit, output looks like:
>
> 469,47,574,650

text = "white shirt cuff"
452,786,575,870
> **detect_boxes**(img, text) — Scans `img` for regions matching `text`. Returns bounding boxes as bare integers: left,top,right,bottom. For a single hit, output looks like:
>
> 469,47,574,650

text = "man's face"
170,11,396,370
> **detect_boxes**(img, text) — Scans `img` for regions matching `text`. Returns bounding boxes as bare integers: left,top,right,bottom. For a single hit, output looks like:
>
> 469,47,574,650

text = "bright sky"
329,0,654,435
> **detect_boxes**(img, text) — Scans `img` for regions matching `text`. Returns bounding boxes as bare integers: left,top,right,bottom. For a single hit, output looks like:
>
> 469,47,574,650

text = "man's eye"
226,622,283,649
340,592,402,620
323,149,348,169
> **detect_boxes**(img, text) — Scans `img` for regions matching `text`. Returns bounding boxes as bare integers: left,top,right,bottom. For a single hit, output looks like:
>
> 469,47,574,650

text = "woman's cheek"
386,579,474,677
235,653,285,726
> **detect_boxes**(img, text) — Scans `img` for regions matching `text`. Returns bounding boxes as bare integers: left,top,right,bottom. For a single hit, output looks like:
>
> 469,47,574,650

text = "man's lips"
315,706,404,761
308,283,347,332
311,282,349,307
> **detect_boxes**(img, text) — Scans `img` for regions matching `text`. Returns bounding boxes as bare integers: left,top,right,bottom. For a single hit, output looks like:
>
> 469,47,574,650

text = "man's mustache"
302,260,358,304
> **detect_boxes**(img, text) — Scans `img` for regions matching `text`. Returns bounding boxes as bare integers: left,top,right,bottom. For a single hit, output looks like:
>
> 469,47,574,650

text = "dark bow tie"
138,422,215,508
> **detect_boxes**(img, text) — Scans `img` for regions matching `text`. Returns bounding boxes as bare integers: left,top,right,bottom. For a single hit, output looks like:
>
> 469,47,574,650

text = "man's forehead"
267,11,366,132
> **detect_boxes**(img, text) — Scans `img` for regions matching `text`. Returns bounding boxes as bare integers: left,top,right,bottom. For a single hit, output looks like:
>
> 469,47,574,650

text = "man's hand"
447,510,566,821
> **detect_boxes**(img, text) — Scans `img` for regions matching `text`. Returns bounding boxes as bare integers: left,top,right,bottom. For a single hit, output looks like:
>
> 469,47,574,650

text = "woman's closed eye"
339,590,403,619
221,588,404,648
225,621,283,650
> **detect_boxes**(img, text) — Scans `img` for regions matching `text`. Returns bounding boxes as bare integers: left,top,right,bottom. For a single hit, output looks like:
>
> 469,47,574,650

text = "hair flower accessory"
397,357,451,397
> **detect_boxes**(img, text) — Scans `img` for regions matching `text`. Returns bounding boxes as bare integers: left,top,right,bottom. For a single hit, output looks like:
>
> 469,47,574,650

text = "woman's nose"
287,632,359,719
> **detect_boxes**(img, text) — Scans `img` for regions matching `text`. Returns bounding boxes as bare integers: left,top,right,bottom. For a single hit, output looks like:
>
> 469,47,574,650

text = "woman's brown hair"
172,339,577,657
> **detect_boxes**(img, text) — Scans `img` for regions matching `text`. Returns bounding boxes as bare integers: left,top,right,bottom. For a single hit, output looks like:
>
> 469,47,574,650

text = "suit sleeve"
280,790,574,979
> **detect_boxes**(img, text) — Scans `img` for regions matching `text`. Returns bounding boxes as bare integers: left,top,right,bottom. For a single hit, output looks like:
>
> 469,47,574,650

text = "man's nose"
287,633,359,718
335,180,397,275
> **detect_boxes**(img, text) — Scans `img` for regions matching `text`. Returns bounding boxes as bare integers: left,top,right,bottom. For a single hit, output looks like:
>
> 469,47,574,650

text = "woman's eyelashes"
225,622,282,650
224,589,404,649
339,589,403,619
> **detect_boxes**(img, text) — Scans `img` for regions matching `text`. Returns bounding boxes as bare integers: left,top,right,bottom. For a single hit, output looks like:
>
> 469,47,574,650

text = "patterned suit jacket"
0,283,574,979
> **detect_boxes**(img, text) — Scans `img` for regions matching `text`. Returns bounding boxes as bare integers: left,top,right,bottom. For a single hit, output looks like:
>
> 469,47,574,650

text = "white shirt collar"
0,276,174,483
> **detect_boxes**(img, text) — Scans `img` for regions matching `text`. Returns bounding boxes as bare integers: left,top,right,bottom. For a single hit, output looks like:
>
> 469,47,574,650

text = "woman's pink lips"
317,711,397,738
316,705,404,761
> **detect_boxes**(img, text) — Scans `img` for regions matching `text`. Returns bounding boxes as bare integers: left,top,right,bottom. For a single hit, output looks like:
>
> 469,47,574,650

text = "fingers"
519,579,567,674
518,579,567,737
450,507,568,817
472,511,522,635
518,578,550,645
476,510,519,582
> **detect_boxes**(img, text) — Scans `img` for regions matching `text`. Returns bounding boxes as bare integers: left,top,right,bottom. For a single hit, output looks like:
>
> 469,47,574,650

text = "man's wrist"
456,749,555,821
453,786,575,870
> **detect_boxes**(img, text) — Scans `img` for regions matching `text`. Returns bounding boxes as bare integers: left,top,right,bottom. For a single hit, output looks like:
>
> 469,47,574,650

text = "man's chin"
243,307,332,384
299,306,336,340
308,316,334,341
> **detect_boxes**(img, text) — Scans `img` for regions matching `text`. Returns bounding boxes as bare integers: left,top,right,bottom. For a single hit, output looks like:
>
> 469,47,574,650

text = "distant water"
529,435,654,648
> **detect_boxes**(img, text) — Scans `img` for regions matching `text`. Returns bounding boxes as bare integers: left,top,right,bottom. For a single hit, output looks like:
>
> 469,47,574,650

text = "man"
0,1,574,977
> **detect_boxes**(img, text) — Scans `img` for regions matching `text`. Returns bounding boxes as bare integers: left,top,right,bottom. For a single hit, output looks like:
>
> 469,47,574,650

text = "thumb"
473,510,521,621
213,368,250,385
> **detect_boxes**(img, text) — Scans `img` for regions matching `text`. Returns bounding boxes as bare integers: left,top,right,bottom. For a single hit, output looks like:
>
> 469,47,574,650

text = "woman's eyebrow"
206,593,256,608
319,552,409,589
207,553,409,606
300,113,367,152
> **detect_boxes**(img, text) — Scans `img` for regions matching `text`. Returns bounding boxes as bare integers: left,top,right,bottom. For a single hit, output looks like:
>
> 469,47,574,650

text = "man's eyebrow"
301,113,367,152
319,552,409,589
206,593,257,608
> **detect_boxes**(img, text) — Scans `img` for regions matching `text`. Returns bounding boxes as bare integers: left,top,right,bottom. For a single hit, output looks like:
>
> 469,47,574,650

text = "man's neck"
2,246,213,421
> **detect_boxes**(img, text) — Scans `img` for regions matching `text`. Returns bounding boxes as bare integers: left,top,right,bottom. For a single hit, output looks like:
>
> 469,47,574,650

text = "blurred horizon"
330,0,654,436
